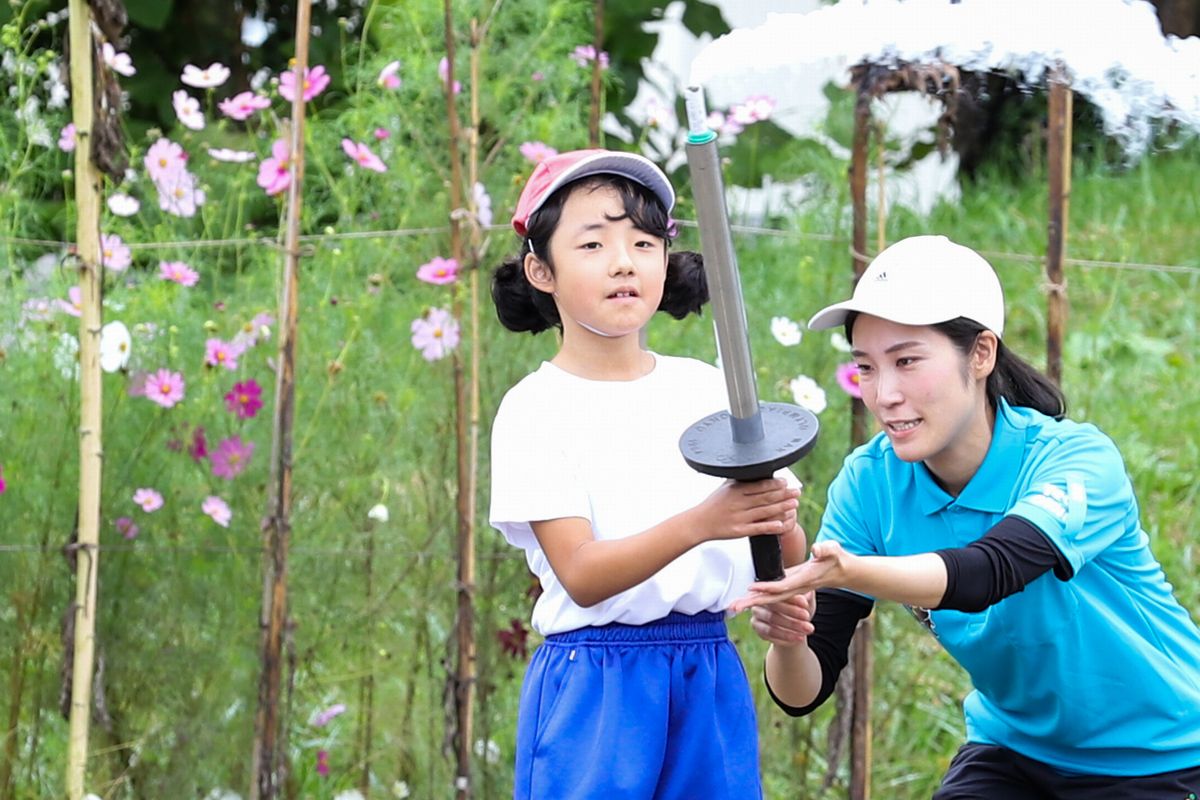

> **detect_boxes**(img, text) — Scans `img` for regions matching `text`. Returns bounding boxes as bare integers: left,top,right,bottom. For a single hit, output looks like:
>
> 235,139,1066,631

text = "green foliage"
2,1,1199,798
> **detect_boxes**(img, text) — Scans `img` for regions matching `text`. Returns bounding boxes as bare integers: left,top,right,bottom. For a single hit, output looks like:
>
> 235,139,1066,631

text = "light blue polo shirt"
818,398,1200,775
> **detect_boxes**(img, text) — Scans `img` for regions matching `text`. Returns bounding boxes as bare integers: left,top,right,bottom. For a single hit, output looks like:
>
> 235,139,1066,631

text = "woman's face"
527,183,667,341
851,314,995,491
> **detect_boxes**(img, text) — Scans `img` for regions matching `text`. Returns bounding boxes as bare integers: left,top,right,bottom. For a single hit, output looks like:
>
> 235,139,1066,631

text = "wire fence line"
0,541,525,559
3,223,1199,277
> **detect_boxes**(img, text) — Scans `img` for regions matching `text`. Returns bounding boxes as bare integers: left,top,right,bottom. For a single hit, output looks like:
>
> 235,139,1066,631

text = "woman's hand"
748,591,816,646
730,540,853,613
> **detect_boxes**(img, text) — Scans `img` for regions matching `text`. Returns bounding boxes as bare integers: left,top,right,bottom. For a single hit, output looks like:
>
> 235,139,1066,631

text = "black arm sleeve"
765,588,874,717
934,514,1074,613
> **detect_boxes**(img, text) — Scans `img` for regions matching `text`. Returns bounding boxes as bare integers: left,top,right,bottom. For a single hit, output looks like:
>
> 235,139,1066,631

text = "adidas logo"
874,270,888,281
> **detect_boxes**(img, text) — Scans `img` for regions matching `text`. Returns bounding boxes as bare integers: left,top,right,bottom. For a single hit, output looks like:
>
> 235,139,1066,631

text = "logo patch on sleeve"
1028,482,1070,521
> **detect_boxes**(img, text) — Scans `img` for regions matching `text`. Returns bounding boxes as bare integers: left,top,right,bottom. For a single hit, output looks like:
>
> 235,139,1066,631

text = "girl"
489,149,803,800
736,234,1200,798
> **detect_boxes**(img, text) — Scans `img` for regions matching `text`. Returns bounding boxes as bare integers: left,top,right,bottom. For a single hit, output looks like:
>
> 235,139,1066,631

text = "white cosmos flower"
181,62,231,88
770,316,803,346
101,43,136,76
99,320,132,372
367,503,389,523
830,331,853,353
107,193,140,216
789,374,827,414
207,147,257,163
172,90,205,130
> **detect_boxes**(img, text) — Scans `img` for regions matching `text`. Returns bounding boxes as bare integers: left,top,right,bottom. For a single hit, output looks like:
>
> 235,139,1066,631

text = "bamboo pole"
847,88,873,800
1046,68,1072,387
441,4,476,798
65,2,105,797
588,0,605,147
250,2,312,798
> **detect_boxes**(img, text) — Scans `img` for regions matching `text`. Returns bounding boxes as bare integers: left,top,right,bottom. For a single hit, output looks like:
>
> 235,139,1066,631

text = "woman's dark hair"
490,174,708,333
846,313,1067,420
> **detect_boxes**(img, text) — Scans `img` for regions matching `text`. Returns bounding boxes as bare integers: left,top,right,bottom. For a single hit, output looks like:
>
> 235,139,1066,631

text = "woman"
735,235,1200,798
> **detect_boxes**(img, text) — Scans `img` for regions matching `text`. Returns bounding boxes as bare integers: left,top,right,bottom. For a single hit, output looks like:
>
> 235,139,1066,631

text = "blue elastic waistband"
544,611,728,646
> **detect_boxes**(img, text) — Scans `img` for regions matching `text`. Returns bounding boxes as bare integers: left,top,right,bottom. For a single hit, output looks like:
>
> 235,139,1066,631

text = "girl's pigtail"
491,256,560,333
658,250,709,320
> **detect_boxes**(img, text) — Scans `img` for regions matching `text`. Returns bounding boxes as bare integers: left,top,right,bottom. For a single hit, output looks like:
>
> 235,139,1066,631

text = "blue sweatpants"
513,611,763,800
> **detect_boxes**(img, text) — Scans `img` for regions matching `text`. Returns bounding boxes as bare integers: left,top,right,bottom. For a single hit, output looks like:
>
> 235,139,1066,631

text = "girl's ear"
972,330,999,378
524,252,555,294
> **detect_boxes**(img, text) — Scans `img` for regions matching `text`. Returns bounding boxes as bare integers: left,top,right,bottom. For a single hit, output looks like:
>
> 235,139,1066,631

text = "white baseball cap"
807,235,1005,337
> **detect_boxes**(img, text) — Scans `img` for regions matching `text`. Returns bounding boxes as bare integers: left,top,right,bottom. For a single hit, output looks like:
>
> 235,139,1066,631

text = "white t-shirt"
489,352,795,635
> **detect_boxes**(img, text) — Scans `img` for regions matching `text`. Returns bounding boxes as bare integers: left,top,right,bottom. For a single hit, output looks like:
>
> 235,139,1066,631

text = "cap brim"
538,152,675,217
807,301,857,331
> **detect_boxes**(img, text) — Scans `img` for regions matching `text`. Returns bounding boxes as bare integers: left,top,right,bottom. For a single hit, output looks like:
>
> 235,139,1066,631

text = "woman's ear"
972,330,999,378
524,252,555,294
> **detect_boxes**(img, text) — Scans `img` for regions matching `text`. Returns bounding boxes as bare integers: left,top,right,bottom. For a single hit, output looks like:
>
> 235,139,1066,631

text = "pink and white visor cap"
510,149,675,237
807,235,1005,337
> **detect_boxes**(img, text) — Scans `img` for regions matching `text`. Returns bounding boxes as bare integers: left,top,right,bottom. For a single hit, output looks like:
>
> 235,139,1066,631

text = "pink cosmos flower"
211,436,254,480
232,312,274,351
0,464,6,495
373,127,390,140
58,286,82,317
416,257,459,285
172,89,205,130
410,307,460,362
531,71,545,82
742,95,777,122
315,750,330,778
204,338,241,370
218,91,272,121
145,138,188,183
156,169,206,218
144,369,185,408
707,111,743,137
58,123,76,152
159,260,199,287
225,379,264,419
570,45,609,69
438,57,461,94
519,141,557,164
257,139,291,196
279,64,330,103
341,139,386,172
133,488,164,512
115,516,139,539
312,703,346,727
126,370,149,398
202,495,231,527
101,233,132,272
835,362,862,399
377,60,401,89
189,426,209,463
181,62,231,89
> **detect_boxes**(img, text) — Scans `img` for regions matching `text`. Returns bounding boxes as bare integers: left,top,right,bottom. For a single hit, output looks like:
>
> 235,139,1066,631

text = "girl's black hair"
490,174,708,333
846,313,1067,420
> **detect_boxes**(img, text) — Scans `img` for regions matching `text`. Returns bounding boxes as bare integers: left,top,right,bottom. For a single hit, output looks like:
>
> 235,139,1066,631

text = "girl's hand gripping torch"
678,86,820,581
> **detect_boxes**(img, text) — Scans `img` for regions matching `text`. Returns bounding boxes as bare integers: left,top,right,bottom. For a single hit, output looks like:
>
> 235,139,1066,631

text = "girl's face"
851,314,996,492
526,183,667,341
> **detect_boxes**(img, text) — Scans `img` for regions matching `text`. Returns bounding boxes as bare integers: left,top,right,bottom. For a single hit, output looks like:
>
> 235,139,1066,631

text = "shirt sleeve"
815,454,882,558
1006,426,1135,576
488,388,591,551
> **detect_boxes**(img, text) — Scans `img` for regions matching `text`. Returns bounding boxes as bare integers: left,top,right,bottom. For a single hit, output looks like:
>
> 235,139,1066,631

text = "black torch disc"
679,402,819,482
